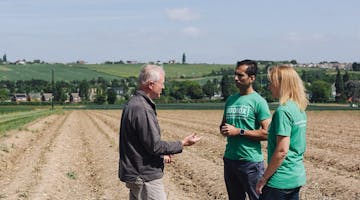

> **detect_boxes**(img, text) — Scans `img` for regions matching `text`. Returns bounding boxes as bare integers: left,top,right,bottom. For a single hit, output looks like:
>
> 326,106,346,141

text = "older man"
119,64,201,200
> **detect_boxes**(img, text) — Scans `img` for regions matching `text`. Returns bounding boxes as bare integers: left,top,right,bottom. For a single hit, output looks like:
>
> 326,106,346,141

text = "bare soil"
0,110,359,200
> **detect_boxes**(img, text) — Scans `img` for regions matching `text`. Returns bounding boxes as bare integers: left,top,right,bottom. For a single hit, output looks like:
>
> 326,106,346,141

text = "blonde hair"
267,65,308,111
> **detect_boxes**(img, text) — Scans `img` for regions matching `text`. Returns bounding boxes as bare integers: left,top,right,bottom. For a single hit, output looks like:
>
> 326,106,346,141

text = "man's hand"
220,123,239,136
163,155,173,164
182,133,202,146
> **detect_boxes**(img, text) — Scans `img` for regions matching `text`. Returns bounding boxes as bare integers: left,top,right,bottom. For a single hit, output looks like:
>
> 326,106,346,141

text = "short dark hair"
236,59,258,76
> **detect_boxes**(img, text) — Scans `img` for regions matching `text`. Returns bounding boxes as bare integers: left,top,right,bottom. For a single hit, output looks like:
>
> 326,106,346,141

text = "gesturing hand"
182,133,202,146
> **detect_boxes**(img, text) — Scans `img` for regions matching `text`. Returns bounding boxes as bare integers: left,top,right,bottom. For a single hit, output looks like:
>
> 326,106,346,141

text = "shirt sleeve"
273,109,292,137
257,99,272,121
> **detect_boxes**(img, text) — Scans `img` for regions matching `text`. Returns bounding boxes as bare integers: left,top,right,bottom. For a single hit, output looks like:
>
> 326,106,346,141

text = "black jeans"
223,157,264,200
259,185,301,200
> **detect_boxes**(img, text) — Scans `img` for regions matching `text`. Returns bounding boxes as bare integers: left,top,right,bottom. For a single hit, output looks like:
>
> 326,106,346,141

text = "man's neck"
239,87,254,95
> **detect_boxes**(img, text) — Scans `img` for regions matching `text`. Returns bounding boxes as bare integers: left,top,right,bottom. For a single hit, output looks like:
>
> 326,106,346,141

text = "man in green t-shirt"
220,59,271,200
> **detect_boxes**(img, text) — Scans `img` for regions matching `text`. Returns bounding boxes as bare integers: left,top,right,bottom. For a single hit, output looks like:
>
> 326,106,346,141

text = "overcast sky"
1,0,360,64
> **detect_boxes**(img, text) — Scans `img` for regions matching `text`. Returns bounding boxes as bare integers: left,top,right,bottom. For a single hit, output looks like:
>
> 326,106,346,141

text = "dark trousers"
223,157,264,200
259,186,301,200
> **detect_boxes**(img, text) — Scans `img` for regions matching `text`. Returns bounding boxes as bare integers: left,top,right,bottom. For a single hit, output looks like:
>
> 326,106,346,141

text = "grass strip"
0,109,60,137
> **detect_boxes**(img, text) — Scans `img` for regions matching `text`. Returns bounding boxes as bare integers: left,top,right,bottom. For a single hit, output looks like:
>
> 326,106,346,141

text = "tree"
3,54,7,62
220,74,237,101
345,80,360,102
54,81,69,103
169,81,186,100
290,59,297,65
0,80,15,93
79,80,90,101
352,62,360,71
182,53,186,64
107,88,117,104
93,86,106,104
202,80,217,99
0,88,10,101
310,80,331,103
343,71,349,84
335,68,345,102
185,81,203,99
94,93,106,104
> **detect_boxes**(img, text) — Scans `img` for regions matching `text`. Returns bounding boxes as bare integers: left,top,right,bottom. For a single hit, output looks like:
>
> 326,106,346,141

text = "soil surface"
0,110,359,200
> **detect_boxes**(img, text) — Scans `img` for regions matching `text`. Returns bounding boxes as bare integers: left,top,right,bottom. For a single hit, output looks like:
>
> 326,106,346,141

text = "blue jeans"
259,185,301,200
223,157,264,200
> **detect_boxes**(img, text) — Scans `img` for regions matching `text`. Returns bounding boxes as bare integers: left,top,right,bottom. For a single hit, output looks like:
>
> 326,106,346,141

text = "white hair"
138,64,165,86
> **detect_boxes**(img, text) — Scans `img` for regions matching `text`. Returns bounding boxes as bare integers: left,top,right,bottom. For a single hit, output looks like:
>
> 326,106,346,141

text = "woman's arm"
256,135,290,194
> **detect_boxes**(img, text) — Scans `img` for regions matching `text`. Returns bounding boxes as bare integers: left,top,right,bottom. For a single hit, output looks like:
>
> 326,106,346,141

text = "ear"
147,81,155,90
249,75,256,82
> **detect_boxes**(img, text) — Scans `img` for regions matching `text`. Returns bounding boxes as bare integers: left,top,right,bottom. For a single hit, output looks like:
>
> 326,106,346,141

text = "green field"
0,105,51,114
0,63,234,81
0,64,121,81
2,63,358,82
82,63,233,79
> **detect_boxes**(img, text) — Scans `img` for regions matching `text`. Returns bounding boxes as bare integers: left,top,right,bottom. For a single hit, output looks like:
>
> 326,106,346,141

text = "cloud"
182,26,201,37
165,8,199,21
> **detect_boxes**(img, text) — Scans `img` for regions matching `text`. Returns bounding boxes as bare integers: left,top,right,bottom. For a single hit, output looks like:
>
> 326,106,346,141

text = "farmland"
0,64,120,81
0,109,359,199
83,63,233,79
0,63,234,81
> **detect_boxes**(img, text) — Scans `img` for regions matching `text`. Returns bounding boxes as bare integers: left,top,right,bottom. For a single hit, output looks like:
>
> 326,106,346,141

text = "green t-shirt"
223,92,271,162
267,100,307,189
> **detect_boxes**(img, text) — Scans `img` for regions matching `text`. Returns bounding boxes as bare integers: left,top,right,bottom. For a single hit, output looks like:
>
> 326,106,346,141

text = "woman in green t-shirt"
256,65,309,200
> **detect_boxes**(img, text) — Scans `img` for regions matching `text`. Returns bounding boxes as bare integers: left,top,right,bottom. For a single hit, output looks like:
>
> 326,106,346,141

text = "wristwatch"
239,129,245,136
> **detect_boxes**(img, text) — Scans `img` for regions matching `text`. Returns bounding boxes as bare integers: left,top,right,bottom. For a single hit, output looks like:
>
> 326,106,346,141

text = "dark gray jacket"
119,90,183,182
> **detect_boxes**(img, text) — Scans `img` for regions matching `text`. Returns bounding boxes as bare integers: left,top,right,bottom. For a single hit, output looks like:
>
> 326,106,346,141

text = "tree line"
0,67,359,105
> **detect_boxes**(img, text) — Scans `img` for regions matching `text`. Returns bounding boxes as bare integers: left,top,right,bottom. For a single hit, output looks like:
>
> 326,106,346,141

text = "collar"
135,90,156,112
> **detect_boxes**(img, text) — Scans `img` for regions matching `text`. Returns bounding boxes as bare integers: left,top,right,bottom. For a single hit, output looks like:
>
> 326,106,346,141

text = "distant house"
41,93,53,102
89,88,97,101
126,60,138,64
28,93,42,102
12,93,28,102
69,93,81,103
15,59,26,65
168,59,176,64
76,60,86,64
112,87,125,96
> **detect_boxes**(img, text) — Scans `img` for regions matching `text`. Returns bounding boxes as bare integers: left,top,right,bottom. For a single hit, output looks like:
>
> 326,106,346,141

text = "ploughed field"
0,110,359,200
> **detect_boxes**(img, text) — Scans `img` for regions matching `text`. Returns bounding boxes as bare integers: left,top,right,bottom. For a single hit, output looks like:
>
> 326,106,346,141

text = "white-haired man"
119,64,201,200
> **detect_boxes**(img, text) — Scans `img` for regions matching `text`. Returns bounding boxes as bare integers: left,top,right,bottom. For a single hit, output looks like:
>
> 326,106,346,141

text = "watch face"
240,129,245,135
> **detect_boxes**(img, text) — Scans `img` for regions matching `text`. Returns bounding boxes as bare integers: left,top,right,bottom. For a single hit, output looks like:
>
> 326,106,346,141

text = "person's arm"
256,135,290,194
220,118,271,141
219,117,227,137
137,108,183,155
